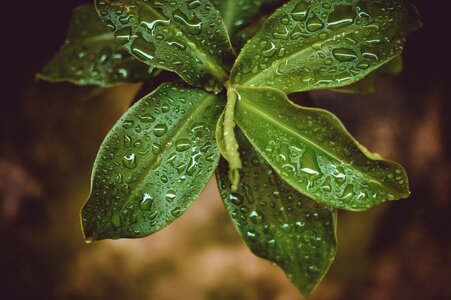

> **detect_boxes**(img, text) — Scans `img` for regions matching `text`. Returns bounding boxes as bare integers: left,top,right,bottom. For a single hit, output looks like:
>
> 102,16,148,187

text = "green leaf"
37,4,153,87
95,0,234,92
216,129,336,296
332,56,403,94
210,0,262,35
81,82,225,240
233,16,267,51
230,0,421,93
234,86,410,211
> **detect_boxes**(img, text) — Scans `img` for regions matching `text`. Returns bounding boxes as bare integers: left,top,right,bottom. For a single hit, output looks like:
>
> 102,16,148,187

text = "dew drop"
111,213,121,227
306,14,324,32
122,153,137,169
327,5,355,29
175,138,191,152
153,123,168,137
291,1,310,22
165,189,177,203
332,48,358,62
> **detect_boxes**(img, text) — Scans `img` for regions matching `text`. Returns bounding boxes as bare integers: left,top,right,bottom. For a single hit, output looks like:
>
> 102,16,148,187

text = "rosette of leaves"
39,0,421,296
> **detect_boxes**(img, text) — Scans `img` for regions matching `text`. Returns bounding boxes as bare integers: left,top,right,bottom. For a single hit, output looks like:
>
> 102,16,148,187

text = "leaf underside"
38,4,152,87
234,86,410,211
231,0,421,93
81,82,224,240
217,129,336,296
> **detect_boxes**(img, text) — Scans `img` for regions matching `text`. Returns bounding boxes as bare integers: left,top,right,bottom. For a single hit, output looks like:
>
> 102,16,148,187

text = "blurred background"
1,0,450,299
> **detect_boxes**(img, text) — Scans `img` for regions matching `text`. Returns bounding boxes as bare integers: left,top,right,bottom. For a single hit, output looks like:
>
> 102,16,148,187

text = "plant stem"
224,88,242,190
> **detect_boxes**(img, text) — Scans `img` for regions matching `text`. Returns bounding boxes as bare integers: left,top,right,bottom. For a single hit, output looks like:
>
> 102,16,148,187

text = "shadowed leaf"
217,130,337,296
37,4,153,87
82,82,224,240
234,86,410,211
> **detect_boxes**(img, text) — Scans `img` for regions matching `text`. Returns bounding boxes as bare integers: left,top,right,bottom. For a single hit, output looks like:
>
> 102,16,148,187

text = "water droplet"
153,124,168,137
306,14,324,32
122,153,137,169
140,193,153,209
114,27,132,45
165,189,176,203
111,213,121,227
291,1,310,22
332,48,358,62
327,5,355,29
171,207,181,217
131,34,156,61
172,9,202,35
175,138,191,152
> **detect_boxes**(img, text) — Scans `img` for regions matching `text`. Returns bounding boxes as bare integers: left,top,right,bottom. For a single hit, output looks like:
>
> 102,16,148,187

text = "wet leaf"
37,4,153,87
233,16,267,51
332,56,403,94
234,86,410,211
217,129,336,296
95,0,234,92
211,0,262,35
81,82,224,240
230,0,421,93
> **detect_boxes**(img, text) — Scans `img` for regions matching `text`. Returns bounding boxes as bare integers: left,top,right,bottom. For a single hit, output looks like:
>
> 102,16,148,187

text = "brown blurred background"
1,1,450,299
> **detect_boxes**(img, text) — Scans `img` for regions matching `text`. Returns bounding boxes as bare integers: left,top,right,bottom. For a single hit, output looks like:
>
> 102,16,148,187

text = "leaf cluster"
39,0,421,296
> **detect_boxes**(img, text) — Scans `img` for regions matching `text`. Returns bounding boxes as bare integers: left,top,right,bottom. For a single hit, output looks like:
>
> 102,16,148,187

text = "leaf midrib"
235,20,389,88
113,90,218,213
134,3,229,81
236,96,392,193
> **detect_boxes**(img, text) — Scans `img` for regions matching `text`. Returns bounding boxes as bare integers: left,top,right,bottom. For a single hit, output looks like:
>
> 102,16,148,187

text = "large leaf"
217,130,336,296
81,82,224,240
210,0,262,35
332,55,403,94
95,0,234,92
234,86,410,211
37,4,153,87
230,0,421,93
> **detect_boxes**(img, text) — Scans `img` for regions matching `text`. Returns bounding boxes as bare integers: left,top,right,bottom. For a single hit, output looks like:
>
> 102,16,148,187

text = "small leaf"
210,0,262,35
95,0,234,92
332,56,403,94
230,0,421,93
217,129,336,296
81,82,224,240
234,86,410,211
37,4,153,87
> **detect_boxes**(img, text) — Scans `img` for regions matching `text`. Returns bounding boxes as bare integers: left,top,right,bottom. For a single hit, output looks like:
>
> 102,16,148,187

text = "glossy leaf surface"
234,86,410,211
210,0,262,35
95,0,234,92
217,130,336,296
82,83,224,240
233,16,266,51
230,0,421,93
37,4,152,87
332,56,403,93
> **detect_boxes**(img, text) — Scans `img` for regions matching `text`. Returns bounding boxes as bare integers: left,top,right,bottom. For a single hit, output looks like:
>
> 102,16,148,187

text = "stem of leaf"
224,88,242,190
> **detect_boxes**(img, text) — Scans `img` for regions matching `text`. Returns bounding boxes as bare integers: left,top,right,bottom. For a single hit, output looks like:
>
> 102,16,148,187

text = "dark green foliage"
40,0,421,296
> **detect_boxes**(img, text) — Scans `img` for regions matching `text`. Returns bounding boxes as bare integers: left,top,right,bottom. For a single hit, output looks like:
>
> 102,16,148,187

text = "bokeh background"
1,0,450,299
